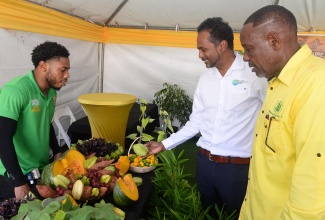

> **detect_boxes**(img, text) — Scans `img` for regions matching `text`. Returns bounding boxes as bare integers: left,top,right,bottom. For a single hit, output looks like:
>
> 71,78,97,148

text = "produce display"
36,138,144,204
1,137,157,219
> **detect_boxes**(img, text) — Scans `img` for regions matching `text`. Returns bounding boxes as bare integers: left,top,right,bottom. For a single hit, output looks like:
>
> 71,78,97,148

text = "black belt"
199,147,250,165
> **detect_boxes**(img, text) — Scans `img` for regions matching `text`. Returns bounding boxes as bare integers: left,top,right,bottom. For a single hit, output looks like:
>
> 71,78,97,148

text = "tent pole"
98,43,104,93
105,0,129,26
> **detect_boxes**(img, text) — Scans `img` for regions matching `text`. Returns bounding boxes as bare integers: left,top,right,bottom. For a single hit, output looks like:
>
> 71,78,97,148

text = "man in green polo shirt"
0,41,70,201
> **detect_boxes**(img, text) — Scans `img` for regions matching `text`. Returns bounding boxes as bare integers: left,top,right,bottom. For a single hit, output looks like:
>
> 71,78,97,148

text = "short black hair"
197,17,234,50
244,5,297,33
31,41,70,68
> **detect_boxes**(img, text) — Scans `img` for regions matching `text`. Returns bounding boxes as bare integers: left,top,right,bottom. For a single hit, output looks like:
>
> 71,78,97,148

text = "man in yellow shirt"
239,5,325,220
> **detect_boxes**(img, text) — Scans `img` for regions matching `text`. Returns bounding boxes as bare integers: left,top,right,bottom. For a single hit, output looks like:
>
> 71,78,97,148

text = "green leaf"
137,125,142,133
54,210,66,220
157,132,165,142
141,133,154,141
11,211,28,220
139,98,148,105
141,117,149,129
126,133,137,140
41,201,61,215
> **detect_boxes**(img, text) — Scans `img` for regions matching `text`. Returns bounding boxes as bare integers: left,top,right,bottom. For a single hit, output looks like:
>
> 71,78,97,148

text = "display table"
69,103,160,148
78,93,137,147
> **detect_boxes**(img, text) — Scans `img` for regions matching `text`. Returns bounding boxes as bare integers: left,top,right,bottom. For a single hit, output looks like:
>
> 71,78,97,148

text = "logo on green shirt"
31,99,40,112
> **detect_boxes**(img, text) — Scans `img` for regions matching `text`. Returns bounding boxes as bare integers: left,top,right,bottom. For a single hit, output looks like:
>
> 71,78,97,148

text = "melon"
113,174,139,206
41,149,85,188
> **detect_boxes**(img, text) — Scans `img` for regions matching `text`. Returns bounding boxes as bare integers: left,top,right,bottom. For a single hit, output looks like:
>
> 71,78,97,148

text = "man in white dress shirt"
146,17,268,218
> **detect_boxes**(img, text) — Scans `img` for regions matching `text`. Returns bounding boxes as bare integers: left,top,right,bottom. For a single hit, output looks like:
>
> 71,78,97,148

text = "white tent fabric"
103,44,206,102
25,0,325,32
0,28,100,120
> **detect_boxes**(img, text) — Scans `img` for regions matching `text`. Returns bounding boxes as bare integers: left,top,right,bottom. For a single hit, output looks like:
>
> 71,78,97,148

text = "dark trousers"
196,151,249,219
0,174,42,202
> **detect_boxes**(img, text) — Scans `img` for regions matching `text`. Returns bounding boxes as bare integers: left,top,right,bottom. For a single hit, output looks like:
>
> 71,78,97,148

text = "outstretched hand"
145,141,166,155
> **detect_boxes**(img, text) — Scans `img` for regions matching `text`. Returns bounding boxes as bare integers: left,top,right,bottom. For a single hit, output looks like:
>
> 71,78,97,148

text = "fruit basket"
127,137,158,173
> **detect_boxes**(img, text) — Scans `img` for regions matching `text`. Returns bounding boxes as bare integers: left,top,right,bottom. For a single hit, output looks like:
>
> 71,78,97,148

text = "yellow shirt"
239,45,325,220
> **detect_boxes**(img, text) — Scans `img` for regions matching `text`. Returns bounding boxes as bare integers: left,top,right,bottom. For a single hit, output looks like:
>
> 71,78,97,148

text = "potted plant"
153,83,193,127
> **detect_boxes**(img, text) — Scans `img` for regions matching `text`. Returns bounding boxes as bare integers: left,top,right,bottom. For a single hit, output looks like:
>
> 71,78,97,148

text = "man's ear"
39,60,47,72
219,40,228,52
267,32,280,51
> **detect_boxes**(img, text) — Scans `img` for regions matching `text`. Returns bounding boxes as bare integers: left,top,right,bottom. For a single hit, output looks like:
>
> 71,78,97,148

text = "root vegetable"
108,182,115,192
79,186,93,201
97,170,113,176
85,152,96,159
67,173,77,184
98,187,108,198
88,159,114,170
36,184,57,198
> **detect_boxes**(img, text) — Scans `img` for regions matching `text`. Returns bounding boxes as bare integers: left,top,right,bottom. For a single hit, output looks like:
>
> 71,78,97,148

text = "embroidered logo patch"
31,99,40,112
274,101,283,114
232,79,248,86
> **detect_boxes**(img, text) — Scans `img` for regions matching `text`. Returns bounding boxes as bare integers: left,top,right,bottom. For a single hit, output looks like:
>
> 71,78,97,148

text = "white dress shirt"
162,53,268,157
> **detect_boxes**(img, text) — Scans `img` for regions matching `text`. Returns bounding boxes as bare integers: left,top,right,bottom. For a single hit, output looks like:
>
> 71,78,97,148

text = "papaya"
41,149,85,188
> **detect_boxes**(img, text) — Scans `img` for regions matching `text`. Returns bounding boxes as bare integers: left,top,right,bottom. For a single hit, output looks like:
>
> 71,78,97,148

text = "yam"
64,190,73,197
97,170,113,176
85,152,96,159
108,181,115,192
88,159,114,170
67,173,77,184
98,187,108,198
36,184,57,198
79,186,93,201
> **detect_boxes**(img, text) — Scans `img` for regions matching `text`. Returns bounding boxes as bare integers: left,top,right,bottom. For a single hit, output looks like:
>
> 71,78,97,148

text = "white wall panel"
103,44,206,104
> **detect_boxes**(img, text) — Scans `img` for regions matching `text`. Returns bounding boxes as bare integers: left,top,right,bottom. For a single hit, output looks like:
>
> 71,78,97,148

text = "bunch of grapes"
0,198,21,219
75,138,120,157
86,169,102,188
55,186,66,196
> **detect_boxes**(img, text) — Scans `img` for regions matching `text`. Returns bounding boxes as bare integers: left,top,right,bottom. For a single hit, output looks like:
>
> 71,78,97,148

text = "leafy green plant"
146,150,209,220
145,150,238,220
126,99,155,144
12,197,124,220
156,109,174,142
153,83,193,127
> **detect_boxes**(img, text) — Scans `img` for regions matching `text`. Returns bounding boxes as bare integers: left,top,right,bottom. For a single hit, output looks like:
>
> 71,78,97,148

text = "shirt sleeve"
281,79,325,219
0,116,27,187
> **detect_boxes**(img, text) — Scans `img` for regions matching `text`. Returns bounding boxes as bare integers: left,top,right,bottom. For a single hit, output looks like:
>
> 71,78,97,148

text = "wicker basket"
128,137,157,173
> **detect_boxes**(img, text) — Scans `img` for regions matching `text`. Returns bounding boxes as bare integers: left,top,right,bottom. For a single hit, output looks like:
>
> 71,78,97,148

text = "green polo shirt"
0,70,57,175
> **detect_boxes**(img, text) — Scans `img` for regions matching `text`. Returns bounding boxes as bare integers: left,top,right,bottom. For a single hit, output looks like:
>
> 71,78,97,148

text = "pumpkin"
114,156,130,174
41,149,86,188
113,173,139,206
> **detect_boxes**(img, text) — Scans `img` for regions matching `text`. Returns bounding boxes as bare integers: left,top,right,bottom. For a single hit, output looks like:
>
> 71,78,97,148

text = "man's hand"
14,183,30,200
145,141,166,155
